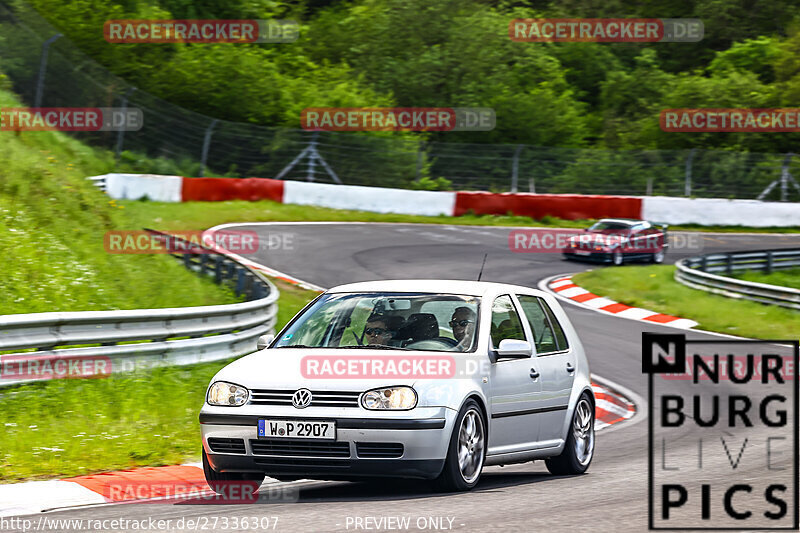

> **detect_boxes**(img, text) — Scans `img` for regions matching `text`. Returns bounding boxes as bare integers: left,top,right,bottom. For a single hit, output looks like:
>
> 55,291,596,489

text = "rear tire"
202,448,265,495
545,393,595,475
432,400,486,492
612,249,623,266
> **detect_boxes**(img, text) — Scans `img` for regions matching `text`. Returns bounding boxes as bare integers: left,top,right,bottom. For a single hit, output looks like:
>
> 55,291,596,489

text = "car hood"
211,347,465,391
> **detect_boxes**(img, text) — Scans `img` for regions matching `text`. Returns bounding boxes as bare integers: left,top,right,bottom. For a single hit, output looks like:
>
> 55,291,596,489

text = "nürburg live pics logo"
643,333,798,530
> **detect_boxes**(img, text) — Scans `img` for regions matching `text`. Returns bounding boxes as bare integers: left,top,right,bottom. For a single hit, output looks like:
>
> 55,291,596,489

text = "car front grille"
355,442,404,458
207,437,246,454
249,439,351,458
249,389,361,408
253,457,351,468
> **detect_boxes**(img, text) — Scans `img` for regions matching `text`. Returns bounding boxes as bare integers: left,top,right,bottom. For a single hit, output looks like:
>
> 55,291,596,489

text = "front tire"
545,393,595,475
651,249,665,263
202,448,265,495
432,400,486,492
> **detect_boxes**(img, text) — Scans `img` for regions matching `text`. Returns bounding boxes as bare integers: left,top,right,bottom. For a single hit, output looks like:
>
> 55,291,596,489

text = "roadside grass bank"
0,278,318,483
729,267,800,290
572,265,799,339
118,199,800,234
0,85,238,315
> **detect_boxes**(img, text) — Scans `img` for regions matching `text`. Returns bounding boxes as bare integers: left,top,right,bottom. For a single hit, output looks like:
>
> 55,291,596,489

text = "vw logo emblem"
292,388,312,409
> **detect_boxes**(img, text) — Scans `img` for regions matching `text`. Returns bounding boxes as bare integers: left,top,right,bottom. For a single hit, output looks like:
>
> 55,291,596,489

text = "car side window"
517,295,570,353
516,295,558,353
540,299,569,351
490,295,526,349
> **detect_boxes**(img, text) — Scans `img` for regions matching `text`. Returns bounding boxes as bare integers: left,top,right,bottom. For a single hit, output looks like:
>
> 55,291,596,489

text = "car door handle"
566,363,575,373
530,368,540,379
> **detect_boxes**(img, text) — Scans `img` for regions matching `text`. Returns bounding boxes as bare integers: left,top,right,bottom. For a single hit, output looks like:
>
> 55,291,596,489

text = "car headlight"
361,386,417,410
207,381,249,406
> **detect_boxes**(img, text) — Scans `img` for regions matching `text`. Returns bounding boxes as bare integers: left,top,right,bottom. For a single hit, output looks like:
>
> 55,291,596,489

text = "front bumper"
562,250,613,263
200,407,456,480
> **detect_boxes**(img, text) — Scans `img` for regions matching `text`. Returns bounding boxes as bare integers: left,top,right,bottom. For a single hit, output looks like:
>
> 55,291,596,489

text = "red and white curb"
0,464,309,517
546,274,698,329
593,382,635,430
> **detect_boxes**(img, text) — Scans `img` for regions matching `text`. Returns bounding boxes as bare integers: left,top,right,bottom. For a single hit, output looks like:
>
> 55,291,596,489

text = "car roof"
327,279,544,297
597,218,641,226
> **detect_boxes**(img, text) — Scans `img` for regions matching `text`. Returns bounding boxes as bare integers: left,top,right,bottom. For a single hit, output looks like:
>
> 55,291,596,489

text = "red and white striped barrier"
94,173,800,227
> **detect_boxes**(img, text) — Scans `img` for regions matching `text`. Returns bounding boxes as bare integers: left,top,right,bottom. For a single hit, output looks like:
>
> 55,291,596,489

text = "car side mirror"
257,334,275,350
495,339,533,358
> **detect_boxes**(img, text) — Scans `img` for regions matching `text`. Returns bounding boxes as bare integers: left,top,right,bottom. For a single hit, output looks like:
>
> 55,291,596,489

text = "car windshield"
274,292,480,352
589,221,632,232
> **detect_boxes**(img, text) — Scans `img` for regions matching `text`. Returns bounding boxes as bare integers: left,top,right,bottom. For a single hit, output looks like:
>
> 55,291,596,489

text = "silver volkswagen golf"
200,280,595,492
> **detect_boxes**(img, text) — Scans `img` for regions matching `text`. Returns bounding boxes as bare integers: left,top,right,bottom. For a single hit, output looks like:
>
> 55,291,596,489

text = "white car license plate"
574,250,591,256
258,419,336,440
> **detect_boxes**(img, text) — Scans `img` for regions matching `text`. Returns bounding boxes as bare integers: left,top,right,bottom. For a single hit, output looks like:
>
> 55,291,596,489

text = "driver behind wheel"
450,306,476,351
363,314,395,346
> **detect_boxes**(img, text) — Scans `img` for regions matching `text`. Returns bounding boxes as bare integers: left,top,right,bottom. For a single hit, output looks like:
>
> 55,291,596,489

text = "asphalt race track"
10,223,800,533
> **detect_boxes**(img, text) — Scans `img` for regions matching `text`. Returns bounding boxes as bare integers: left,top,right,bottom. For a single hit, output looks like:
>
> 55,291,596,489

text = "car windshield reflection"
273,292,480,352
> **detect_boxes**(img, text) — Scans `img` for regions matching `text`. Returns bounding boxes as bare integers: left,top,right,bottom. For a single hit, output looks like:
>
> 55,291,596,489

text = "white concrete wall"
642,196,800,227
283,180,456,216
103,174,182,202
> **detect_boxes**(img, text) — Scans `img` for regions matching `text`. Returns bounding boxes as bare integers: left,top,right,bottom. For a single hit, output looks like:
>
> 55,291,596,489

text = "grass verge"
572,265,800,339
729,267,800,290
0,277,318,483
118,198,800,234
0,86,240,315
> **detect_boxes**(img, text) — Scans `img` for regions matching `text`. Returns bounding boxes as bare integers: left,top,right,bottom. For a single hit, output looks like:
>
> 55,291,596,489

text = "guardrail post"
701,255,708,272
725,253,733,275
183,253,192,269
236,268,245,296
766,251,773,274
245,273,254,300
199,254,207,275
214,255,223,283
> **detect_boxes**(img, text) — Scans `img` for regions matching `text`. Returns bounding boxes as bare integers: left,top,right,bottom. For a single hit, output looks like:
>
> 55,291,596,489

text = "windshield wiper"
333,345,413,351
274,344,315,349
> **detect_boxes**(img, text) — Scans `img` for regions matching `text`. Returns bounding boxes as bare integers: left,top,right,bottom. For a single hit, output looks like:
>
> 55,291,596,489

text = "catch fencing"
0,1,799,200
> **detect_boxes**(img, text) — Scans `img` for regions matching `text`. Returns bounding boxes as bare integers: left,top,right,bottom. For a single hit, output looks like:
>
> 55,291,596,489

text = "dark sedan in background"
563,218,668,266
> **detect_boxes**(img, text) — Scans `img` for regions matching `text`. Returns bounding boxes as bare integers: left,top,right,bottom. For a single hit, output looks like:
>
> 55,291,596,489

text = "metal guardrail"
675,248,800,310
0,229,279,387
